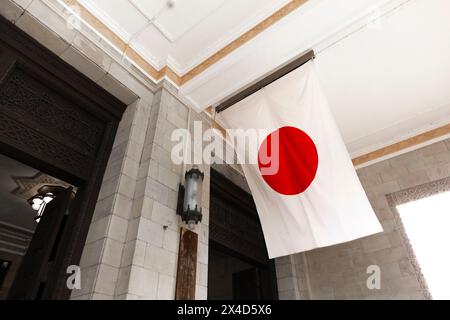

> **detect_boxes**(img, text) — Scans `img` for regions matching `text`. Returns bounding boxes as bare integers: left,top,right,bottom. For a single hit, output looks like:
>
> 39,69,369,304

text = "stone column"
72,86,211,300
71,97,152,299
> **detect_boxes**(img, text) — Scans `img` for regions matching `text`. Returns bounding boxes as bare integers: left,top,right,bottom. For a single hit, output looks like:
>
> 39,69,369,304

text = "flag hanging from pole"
218,61,382,259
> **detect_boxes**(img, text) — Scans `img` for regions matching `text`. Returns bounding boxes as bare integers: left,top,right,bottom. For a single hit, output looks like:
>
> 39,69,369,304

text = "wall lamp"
176,167,204,229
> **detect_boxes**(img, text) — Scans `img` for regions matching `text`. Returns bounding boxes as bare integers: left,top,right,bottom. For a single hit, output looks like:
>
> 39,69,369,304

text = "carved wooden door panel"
0,56,106,183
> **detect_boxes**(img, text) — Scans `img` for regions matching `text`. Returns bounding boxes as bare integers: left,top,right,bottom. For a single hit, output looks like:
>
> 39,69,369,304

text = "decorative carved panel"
12,172,73,200
0,112,90,180
0,68,104,155
0,66,106,179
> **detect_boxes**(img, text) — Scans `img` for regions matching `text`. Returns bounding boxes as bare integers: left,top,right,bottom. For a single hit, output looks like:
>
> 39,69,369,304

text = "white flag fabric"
218,61,382,259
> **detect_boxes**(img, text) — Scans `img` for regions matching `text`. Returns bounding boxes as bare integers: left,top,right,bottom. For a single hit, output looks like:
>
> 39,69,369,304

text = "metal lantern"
177,167,204,228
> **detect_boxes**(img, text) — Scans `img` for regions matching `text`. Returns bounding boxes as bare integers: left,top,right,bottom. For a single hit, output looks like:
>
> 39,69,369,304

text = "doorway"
208,169,278,300
0,16,126,298
396,190,450,300
208,242,277,300
0,154,76,299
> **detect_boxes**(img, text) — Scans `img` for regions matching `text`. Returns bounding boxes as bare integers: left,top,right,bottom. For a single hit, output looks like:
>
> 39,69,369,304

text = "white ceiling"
75,0,450,157
315,0,450,156
0,154,38,231
78,0,291,72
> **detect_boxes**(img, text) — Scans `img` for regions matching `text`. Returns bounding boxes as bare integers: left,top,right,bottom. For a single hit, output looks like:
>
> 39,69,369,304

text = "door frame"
0,16,126,299
209,240,277,300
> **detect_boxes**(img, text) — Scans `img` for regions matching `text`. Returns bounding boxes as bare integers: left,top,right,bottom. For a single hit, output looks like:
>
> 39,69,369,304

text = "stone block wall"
70,87,213,300
70,97,153,299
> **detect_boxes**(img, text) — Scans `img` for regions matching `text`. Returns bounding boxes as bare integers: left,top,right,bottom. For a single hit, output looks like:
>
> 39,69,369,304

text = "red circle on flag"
258,126,319,195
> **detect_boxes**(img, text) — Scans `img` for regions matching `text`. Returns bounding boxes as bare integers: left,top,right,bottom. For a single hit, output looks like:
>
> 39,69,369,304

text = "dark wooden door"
232,268,261,300
7,187,73,299
210,169,279,300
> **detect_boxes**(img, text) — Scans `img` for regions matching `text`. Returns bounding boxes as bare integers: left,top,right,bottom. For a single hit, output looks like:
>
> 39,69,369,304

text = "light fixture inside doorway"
28,189,55,223
176,167,204,229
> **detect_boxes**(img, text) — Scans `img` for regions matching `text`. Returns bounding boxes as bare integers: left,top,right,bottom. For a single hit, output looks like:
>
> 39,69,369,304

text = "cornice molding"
352,123,450,166
61,0,309,86
178,0,308,85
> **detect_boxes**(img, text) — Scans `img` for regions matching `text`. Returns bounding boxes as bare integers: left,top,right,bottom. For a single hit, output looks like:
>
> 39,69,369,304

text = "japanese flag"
218,61,382,259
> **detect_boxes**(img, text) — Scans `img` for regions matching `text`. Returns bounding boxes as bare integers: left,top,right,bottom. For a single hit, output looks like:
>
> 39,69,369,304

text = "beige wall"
277,139,450,300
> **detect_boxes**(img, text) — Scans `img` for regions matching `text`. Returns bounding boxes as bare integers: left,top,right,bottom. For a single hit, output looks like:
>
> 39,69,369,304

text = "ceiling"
78,0,292,73
0,154,72,232
0,154,38,231
65,0,450,157
315,0,450,156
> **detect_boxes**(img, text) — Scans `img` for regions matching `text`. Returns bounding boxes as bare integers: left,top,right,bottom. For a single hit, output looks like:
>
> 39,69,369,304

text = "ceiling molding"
175,0,292,76
352,123,450,166
63,0,127,52
178,0,308,85
61,0,309,86
78,0,133,41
